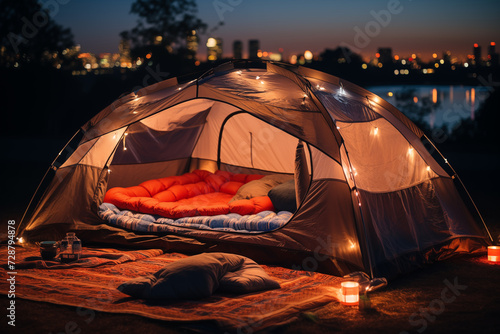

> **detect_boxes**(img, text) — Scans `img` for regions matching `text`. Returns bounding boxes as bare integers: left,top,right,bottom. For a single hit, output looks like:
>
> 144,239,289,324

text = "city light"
304,50,313,61
206,38,217,48
432,88,438,103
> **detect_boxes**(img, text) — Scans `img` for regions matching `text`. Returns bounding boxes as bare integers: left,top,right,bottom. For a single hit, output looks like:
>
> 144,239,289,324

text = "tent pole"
423,134,494,243
343,145,375,279
18,129,82,237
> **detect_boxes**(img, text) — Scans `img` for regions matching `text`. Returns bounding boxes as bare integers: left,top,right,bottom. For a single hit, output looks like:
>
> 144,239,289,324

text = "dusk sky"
54,0,500,61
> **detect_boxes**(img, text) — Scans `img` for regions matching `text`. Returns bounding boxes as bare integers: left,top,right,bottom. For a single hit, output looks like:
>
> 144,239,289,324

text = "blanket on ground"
98,202,293,233
0,246,343,332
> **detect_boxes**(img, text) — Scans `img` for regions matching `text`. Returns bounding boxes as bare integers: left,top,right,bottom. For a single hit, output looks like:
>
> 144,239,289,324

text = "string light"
339,82,345,96
123,133,128,151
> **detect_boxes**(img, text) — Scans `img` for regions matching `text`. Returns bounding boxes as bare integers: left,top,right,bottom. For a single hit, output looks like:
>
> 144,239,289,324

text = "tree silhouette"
121,0,207,52
0,0,75,68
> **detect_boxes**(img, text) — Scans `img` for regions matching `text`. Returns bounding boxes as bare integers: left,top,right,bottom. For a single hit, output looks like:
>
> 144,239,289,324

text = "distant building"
442,51,452,64
207,37,223,62
249,40,260,59
488,42,499,67
119,39,132,68
78,53,98,71
233,40,243,59
377,47,393,64
186,30,199,60
473,43,482,65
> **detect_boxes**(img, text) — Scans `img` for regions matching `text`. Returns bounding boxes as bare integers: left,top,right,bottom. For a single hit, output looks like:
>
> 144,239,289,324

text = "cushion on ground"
117,253,280,299
219,257,281,293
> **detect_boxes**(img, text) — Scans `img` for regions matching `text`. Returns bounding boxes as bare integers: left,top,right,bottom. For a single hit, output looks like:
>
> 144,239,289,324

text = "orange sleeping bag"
103,170,275,218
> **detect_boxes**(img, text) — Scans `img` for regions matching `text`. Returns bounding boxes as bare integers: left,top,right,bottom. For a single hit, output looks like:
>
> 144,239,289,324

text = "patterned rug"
0,246,343,332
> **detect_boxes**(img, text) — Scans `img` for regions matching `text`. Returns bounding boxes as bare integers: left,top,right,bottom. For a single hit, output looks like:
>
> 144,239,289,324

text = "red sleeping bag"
103,170,275,218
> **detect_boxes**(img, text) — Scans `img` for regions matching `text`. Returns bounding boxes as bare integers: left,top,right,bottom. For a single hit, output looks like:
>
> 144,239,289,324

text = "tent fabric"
18,61,489,279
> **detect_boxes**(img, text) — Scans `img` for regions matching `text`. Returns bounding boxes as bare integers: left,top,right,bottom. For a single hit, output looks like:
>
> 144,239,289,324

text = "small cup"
40,241,59,261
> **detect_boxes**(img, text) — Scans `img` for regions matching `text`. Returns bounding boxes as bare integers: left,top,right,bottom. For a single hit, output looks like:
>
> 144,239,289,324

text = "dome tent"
17,60,491,279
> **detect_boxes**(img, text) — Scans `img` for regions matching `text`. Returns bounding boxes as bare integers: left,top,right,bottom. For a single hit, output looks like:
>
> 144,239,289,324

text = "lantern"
488,246,500,262
341,281,359,305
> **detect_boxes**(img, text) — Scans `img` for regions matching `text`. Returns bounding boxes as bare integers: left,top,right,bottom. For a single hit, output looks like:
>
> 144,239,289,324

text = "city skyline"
54,0,500,61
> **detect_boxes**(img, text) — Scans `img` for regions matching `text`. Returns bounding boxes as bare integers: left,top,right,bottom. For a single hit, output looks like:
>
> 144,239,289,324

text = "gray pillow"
118,252,244,299
230,174,293,203
117,252,280,299
219,257,280,293
268,180,297,212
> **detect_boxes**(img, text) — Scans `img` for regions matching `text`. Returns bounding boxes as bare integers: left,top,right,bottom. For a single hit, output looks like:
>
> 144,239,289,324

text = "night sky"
55,0,500,61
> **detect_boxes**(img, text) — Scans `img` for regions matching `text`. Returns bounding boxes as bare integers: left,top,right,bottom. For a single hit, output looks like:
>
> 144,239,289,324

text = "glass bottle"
60,232,82,262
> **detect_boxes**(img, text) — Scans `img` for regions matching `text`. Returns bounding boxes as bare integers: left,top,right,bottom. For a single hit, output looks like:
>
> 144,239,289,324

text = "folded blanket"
10,248,164,269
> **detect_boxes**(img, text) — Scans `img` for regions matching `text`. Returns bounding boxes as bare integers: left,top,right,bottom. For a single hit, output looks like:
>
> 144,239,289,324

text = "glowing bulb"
304,50,313,61
374,127,379,135
426,166,431,171
260,81,264,84
408,147,414,154
256,76,260,80
108,169,112,174
17,237,25,244
123,147,127,151
206,38,217,48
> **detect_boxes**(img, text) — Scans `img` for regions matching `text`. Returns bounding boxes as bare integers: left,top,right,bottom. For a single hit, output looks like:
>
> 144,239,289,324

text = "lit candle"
488,246,500,262
341,281,359,305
